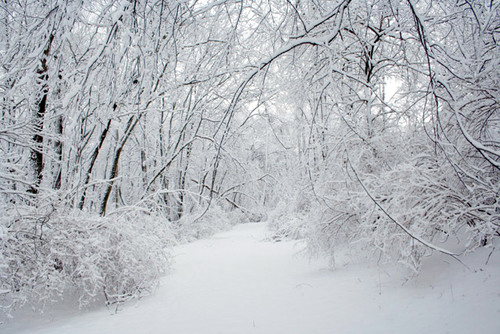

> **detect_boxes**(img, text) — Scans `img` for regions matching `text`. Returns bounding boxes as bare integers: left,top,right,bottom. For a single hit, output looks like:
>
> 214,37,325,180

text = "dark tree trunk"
53,114,63,190
29,34,54,194
78,118,112,210
100,114,142,215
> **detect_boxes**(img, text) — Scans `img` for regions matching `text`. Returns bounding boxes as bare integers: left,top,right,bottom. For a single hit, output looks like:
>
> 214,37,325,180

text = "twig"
485,247,495,265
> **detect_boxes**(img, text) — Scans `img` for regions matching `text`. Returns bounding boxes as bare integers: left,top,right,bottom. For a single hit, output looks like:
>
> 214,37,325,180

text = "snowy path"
3,222,500,333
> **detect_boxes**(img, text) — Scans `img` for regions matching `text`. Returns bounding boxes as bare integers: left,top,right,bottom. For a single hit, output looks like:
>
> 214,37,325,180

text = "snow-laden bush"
269,127,499,273
173,202,239,242
0,205,174,313
267,190,310,242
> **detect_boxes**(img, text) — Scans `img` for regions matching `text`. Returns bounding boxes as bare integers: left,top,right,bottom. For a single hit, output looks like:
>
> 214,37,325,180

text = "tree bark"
29,34,54,194
78,118,112,210
100,114,142,215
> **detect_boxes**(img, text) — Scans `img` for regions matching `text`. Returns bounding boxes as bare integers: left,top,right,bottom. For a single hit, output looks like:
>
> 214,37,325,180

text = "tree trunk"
78,118,112,210
53,113,63,190
100,114,142,215
29,34,54,194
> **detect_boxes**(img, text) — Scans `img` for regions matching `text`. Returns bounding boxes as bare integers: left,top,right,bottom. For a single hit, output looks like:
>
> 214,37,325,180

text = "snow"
2,222,500,334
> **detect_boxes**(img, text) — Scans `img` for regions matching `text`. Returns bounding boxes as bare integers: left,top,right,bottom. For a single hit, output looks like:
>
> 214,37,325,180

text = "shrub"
0,205,174,313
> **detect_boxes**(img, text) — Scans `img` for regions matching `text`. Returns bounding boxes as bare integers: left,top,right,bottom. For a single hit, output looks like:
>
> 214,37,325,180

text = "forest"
1,0,499,313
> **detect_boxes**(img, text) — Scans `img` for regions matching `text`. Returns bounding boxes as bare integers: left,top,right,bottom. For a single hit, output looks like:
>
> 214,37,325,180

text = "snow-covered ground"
2,222,500,334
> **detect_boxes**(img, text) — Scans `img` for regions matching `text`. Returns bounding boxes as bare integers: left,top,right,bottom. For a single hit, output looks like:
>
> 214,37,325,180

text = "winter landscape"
3,222,500,334
1,0,499,333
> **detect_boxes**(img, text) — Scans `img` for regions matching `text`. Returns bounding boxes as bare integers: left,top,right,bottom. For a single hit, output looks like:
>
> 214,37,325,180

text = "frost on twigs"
267,194,310,242
0,205,174,314
172,202,240,243
268,130,499,274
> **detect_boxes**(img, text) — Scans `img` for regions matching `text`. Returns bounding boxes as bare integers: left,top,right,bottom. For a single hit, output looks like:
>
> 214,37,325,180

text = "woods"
1,0,499,313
